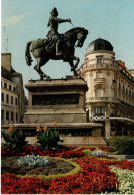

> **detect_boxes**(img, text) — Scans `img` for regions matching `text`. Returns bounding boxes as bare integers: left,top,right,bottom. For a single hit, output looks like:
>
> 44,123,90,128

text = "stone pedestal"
24,78,88,123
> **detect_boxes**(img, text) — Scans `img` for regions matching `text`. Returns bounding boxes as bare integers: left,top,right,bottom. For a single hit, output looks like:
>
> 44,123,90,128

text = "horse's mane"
64,27,85,39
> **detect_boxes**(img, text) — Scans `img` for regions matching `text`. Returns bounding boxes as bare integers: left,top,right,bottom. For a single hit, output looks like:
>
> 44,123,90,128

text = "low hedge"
109,136,134,155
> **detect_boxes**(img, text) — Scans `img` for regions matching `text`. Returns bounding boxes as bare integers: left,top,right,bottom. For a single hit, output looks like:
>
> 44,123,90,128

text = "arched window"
95,88,103,98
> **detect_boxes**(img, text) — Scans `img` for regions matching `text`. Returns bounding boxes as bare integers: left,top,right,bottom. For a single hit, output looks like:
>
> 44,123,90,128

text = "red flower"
2,146,134,194
53,122,57,127
9,126,13,132
44,126,47,131
19,130,23,135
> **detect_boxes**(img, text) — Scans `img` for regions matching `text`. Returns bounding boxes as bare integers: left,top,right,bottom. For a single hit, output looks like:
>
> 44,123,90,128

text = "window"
11,96,13,104
6,111,9,120
2,93,4,102
16,113,18,122
9,85,12,90
4,83,7,88
11,112,14,121
1,110,4,120
96,72,103,78
13,87,16,92
6,94,9,103
95,88,103,98
94,106,105,116
96,56,103,65
15,98,18,106
112,74,116,83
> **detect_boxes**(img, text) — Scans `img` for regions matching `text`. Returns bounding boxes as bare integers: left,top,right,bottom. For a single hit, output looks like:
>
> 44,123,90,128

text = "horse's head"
64,27,88,48
76,28,88,47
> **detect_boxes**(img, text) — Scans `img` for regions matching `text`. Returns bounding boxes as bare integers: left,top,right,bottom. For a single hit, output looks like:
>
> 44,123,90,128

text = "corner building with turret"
78,38,134,137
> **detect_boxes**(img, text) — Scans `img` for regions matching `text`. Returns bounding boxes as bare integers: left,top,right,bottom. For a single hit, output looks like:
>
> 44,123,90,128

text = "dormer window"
4,83,7,88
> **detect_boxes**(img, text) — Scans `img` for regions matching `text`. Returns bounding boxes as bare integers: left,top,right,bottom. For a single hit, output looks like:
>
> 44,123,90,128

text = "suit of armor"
47,8,71,56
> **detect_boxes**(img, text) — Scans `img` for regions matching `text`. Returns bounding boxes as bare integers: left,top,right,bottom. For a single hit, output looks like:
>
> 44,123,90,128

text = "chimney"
117,60,125,68
1,53,12,72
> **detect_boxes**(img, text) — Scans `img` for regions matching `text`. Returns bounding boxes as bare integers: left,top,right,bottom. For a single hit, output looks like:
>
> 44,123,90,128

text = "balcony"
89,63,117,69
94,78,106,84
87,97,120,103
93,78,106,88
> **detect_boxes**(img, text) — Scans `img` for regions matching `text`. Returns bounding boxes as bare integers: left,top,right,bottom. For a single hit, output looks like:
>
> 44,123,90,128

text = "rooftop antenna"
6,34,9,53
3,24,9,53
3,24,6,52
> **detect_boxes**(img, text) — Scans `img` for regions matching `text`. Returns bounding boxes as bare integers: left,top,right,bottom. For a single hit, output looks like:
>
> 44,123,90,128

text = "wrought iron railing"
94,78,106,83
87,97,120,103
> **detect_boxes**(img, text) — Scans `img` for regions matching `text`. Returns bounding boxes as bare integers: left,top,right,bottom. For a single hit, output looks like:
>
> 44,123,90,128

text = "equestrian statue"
25,7,88,79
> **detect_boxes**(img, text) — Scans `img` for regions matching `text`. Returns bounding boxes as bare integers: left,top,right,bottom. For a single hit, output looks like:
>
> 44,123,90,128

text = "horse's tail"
25,41,33,66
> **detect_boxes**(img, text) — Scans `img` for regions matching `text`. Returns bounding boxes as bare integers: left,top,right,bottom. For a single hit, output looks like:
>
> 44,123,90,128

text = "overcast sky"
1,0,134,96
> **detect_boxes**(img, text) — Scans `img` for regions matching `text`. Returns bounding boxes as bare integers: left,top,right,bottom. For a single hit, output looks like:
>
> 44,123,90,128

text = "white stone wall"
82,50,116,104
79,48,134,137
85,51,114,67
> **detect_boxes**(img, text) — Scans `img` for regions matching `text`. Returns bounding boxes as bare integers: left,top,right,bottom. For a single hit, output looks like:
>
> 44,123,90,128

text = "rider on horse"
47,7,71,57
25,7,88,80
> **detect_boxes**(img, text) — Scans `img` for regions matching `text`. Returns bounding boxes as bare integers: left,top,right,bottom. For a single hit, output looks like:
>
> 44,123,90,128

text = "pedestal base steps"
2,123,106,147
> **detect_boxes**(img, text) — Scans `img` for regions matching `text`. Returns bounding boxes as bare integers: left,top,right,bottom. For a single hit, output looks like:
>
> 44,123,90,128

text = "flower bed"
1,146,134,194
1,146,85,158
99,146,115,153
1,145,116,158
109,166,134,194
1,157,117,194
2,156,81,181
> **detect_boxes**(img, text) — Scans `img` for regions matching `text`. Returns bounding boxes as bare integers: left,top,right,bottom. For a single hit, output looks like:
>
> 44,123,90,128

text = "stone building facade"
1,53,25,124
1,72,18,125
78,38,134,137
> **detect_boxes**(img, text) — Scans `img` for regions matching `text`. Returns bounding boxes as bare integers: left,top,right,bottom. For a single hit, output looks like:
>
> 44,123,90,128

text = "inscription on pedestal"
32,94,79,105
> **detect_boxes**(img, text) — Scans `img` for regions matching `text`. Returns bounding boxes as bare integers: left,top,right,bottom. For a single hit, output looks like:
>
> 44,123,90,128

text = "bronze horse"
25,27,88,79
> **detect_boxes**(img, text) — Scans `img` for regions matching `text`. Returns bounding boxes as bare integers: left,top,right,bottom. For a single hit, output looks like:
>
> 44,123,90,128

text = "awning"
109,117,134,123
